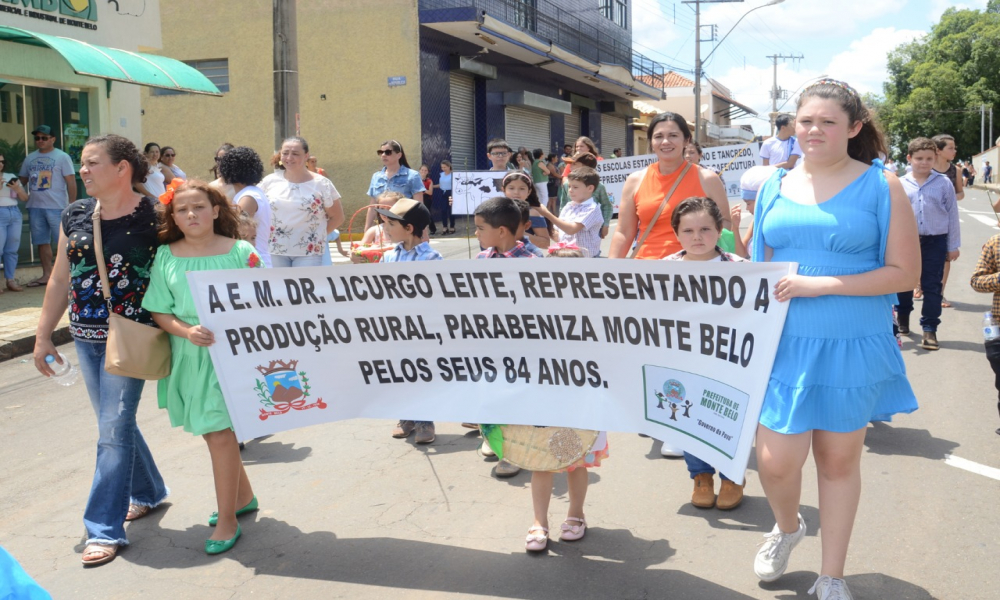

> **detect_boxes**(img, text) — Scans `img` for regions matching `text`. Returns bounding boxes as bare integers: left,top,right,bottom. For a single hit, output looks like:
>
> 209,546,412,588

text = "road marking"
966,213,1000,228
944,454,1000,481
959,208,997,215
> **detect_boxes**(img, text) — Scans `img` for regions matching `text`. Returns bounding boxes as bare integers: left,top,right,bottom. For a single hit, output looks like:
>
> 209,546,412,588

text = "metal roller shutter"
565,106,582,146
449,72,477,171
505,105,551,154
601,113,628,157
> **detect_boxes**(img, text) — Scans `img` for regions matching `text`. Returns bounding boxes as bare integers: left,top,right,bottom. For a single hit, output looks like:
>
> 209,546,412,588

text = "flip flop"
125,503,155,522
81,543,117,567
26,280,47,288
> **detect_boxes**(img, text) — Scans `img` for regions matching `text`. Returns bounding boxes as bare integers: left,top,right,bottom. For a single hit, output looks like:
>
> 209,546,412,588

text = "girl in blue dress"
750,80,920,600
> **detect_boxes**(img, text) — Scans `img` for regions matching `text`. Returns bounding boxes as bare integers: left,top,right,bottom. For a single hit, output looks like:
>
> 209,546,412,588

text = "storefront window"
0,84,89,269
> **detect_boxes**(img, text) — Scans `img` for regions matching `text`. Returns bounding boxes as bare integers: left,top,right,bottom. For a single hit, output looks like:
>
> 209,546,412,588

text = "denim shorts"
28,207,62,246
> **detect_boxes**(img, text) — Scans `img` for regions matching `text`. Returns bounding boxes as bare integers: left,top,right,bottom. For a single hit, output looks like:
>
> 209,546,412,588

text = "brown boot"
716,480,745,510
921,331,939,350
691,473,716,508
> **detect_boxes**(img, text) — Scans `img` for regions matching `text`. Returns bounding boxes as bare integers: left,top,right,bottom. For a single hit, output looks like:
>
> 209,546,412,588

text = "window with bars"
599,0,627,29
152,59,230,96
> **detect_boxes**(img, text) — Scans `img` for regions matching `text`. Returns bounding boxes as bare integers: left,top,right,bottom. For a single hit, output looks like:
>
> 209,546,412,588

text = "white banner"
699,143,762,201
189,260,794,483
595,154,658,212
451,171,507,215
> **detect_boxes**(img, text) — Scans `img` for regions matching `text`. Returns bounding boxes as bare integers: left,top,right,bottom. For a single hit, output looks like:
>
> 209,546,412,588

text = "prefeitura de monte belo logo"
254,360,327,421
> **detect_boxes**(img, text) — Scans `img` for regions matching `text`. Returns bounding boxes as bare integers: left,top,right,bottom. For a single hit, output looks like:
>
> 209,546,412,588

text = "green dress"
142,240,263,435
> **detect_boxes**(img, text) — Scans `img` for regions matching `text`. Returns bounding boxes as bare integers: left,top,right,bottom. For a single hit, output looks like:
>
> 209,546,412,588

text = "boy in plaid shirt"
970,232,1000,435
472,197,533,476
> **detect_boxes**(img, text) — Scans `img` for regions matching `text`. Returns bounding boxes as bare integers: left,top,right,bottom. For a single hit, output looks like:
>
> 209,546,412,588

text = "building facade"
0,0,216,266
639,71,757,147
142,0,665,221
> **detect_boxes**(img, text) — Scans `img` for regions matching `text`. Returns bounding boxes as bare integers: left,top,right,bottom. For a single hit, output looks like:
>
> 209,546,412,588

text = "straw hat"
481,425,599,471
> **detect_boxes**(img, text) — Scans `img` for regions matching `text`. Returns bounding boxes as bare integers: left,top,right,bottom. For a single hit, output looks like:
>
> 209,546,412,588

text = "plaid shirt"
382,241,443,262
477,241,537,259
971,234,1000,318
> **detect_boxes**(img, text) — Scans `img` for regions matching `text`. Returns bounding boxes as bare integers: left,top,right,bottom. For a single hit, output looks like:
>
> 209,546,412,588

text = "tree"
881,6,1000,161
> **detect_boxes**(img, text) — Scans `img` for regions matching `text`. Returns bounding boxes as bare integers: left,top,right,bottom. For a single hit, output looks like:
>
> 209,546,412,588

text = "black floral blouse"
61,197,160,341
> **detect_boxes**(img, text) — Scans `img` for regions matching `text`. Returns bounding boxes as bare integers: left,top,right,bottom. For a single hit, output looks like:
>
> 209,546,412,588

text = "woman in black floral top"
33,134,168,567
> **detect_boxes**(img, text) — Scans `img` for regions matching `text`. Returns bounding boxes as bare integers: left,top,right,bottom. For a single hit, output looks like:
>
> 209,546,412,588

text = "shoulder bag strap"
629,162,693,259
91,201,114,309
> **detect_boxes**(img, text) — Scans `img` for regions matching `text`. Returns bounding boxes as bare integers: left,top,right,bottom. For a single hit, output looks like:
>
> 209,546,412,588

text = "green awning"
0,25,221,96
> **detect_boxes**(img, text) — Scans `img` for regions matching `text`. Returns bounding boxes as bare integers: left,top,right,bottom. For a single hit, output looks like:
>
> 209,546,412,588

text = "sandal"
913,287,923,299
525,526,549,552
560,517,587,541
81,543,117,566
941,298,952,308
125,503,156,521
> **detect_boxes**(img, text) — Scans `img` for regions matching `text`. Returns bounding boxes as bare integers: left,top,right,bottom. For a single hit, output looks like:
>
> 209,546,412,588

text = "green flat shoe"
208,495,258,526
205,524,241,555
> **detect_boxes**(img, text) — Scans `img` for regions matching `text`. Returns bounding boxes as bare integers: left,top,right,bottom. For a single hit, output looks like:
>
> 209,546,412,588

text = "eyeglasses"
490,151,510,157
215,156,222,162
163,153,175,158
376,149,395,156
34,135,51,141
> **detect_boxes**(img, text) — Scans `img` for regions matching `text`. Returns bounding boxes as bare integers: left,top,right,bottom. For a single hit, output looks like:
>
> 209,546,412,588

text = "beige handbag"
92,201,171,380
629,162,693,259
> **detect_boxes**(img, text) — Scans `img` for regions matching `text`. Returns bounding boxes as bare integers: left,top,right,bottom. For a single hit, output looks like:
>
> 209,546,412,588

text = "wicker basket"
347,205,391,263
482,425,599,471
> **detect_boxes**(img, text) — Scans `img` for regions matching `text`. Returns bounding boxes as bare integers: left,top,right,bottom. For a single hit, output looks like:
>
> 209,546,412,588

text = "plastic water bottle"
984,312,1000,342
45,353,79,386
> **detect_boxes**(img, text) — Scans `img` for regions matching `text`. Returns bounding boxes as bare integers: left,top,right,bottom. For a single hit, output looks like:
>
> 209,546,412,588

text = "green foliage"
0,137,27,174
881,6,1000,160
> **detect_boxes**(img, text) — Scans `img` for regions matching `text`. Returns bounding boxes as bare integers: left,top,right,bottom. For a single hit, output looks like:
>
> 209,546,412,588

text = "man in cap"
19,125,76,287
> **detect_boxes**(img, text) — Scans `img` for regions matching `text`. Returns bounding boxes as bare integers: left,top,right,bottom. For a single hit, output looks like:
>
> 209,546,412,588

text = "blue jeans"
321,230,340,266
271,254,323,268
0,205,21,280
684,452,730,481
896,233,948,332
27,207,61,247
75,340,169,546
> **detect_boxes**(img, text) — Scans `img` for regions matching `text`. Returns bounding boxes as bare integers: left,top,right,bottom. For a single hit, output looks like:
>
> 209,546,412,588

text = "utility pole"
982,104,986,154
693,1,701,144
768,53,803,136
273,0,299,151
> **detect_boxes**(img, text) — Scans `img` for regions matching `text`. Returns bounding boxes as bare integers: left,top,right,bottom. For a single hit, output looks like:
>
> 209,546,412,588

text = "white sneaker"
754,514,806,582
480,439,496,457
808,575,854,600
660,441,684,457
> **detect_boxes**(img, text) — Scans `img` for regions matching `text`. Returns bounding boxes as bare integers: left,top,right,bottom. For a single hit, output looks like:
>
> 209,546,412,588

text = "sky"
630,0,991,134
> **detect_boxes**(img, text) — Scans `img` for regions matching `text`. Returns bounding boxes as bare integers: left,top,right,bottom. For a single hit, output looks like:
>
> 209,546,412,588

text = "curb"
0,327,72,363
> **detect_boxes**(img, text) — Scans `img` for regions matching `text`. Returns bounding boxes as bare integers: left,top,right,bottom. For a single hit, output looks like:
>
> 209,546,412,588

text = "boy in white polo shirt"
534,167,603,258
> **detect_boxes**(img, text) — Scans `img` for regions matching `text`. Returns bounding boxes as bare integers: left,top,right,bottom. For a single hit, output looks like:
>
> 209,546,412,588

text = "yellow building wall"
141,0,272,182
142,0,422,227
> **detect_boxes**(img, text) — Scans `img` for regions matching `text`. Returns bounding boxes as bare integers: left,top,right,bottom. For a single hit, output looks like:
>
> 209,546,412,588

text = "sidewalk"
0,265,70,362
0,230,565,363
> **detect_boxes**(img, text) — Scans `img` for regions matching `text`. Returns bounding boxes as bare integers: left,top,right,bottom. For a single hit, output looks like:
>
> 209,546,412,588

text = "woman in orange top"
609,112,729,260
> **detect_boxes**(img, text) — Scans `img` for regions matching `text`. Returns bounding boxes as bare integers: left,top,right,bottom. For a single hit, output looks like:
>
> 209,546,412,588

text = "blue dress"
752,160,918,433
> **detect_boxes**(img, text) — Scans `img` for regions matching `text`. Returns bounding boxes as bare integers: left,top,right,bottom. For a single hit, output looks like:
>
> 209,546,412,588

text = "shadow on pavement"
864,422,959,460
763,570,939,600
239,437,312,465
676,498,821,537
123,515,765,599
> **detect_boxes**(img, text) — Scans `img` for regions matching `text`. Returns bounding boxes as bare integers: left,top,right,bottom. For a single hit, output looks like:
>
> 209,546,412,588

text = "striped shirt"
971,234,1000,318
382,241,443,263
900,171,961,251
558,198,604,258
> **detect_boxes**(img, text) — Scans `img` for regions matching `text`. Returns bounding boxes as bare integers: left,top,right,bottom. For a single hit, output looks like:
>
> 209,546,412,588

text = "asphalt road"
2,192,999,600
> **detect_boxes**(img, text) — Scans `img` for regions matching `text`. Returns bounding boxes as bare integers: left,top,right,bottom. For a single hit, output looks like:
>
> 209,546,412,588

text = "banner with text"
595,154,657,212
451,171,507,215
699,143,762,200
189,260,794,482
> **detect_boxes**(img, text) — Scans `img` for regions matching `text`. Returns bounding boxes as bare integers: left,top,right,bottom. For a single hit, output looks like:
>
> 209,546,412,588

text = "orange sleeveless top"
633,162,706,259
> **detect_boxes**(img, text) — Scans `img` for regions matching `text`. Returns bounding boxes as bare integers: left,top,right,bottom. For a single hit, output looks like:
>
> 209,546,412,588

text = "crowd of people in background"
10,74,998,600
